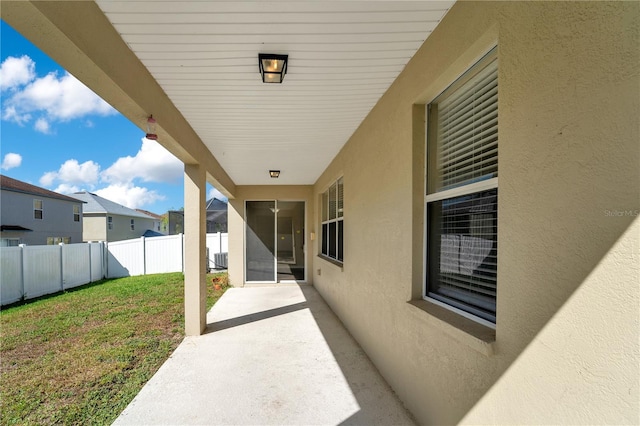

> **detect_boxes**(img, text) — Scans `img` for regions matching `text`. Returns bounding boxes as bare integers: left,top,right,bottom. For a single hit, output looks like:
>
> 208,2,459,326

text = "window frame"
47,236,71,245
130,219,135,231
320,177,344,264
73,205,80,222
0,238,20,247
108,216,113,230
423,48,498,329
34,199,43,220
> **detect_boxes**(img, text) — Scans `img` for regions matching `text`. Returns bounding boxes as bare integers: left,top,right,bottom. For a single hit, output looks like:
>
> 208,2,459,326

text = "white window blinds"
426,48,498,325
431,56,498,193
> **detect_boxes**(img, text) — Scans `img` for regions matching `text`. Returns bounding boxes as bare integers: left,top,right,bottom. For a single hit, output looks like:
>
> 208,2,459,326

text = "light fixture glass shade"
146,115,158,140
259,54,288,83
269,170,280,178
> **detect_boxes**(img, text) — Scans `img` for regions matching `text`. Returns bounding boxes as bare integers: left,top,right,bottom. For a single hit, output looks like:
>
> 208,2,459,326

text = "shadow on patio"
114,285,415,425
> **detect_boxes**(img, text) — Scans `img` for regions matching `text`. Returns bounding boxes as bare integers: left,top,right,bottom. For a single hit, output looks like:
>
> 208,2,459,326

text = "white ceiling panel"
95,1,455,185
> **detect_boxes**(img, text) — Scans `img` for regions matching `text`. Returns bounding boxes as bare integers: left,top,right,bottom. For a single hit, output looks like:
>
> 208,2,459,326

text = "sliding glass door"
245,201,305,283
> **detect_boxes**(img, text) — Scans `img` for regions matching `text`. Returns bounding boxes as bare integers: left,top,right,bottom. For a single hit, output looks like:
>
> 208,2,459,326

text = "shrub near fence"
0,233,228,306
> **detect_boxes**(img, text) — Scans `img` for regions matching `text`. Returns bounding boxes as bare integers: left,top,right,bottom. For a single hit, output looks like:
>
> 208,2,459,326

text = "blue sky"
1,20,224,213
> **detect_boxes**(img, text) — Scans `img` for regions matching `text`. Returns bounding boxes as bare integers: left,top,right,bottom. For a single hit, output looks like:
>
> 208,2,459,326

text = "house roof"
136,209,163,220
0,175,85,204
0,225,33,232
205,198,227,212
72,192,155,219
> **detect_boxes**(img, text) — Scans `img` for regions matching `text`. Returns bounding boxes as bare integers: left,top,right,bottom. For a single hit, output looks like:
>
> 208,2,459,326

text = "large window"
108,216,113,230
425,48,498,325
130,219,135,231
73,205,80,222
34,199,43,219
321,177,343,263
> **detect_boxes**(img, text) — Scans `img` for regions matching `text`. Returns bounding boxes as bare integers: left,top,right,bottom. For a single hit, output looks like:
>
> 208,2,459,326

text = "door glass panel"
276,201,305,282
246,201,275,281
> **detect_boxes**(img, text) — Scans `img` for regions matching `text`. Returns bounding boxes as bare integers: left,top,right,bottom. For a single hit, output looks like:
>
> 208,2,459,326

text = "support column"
184,163,207,335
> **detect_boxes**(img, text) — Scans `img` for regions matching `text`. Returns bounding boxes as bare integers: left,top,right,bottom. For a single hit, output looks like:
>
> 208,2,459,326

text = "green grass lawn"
0,271,229,425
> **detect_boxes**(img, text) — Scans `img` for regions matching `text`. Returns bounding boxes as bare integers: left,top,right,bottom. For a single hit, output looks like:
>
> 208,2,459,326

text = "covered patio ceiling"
2,1,454,191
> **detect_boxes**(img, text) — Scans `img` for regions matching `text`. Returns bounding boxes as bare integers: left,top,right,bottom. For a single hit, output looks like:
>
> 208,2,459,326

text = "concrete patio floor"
114,285,416,425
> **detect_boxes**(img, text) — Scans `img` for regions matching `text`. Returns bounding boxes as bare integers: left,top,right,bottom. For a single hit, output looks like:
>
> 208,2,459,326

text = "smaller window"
73,205,80,222
34,199,43,220
321,177,344,263
108,216,113,230
130,219,135,231
0,238,20,247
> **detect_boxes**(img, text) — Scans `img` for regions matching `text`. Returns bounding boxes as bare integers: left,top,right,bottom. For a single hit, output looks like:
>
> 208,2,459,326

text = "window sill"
317,255,344,271
407,299,496,356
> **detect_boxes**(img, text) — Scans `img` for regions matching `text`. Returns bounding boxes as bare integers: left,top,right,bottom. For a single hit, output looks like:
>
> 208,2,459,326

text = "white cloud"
39,159,100,187
2,105,31,125
95,183,165,209
53,183,81,195
0,56,36,91
38,138,180,210
2,55,116,131
1,153,22,170
208,186,228,202
34,117,51,134
39,171,57,187
8,71,115,121
101,138,183,184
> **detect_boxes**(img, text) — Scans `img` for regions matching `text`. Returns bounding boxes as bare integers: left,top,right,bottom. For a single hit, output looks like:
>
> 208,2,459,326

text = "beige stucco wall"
313,2,639,425
81,214,107,242
228,185,314,286
82,214,156,242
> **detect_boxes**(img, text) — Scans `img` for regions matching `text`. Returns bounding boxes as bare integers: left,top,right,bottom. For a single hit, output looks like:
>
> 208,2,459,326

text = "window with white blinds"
321,177,344,262
425,48,498,325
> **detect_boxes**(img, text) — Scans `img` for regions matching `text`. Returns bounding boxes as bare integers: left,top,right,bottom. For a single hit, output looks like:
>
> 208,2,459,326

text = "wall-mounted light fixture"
269,170,280,178
259,54,288,83
146,115,158,140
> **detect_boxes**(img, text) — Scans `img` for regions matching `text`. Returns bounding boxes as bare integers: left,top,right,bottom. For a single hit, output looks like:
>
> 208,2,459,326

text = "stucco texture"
312,2,639,425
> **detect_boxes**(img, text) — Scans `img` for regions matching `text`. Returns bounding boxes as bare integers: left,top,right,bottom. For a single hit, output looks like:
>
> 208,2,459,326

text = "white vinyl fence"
0,233,228,306
1,242,105,305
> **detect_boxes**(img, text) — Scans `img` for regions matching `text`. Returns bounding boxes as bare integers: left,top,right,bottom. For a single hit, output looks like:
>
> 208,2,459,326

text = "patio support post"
184,163,207,335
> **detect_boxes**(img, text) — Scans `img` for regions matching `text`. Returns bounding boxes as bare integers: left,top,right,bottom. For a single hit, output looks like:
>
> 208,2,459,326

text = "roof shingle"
0,175,84,204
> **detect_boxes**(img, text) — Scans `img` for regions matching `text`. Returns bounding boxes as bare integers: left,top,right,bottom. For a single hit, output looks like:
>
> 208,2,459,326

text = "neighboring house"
0,175,84,246
7,3,637,425
206,198,227,233
72,192,156,242
166,210,184,235
166,198,227,235
135,209,164,234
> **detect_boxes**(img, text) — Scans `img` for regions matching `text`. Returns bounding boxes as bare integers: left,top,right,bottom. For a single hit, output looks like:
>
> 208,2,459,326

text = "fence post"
218,231,222,256
88,242,92,282
59,242,65,291
141,236,146,276
102,241,108,279
18,244,26,301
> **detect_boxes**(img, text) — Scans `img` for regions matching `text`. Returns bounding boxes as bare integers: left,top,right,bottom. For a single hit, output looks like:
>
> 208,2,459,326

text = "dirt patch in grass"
0,272,229,425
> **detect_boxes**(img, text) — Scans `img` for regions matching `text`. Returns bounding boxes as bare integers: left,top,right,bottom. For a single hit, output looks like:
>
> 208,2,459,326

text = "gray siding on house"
73,192,158,242
0,190,83,245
